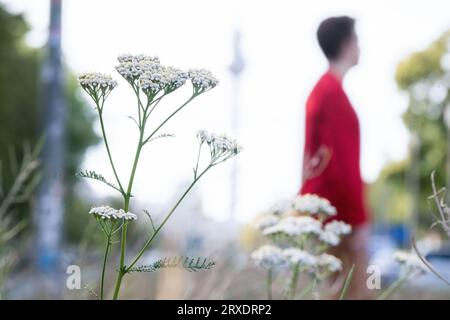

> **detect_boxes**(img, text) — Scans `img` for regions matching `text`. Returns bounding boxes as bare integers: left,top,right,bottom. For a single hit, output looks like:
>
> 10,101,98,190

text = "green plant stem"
193,143,202,179
339,264,355,300
299,277,318,299
98,110,125,195
125,166,210,272
143,95,196,144
112,97,148,300
100,237,111,300
112,270,124,300
109,91,208,299
267,270,273,300
377,275,408,300
112,146,142,300
289,265,300,300
0,142,41,218
134,87,142,125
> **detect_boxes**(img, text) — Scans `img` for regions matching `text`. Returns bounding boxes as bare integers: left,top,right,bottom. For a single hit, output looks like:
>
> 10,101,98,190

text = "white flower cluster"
89,205,137,221
80,54,219,106
114,54,217,97
255,214,280,230
293,193,337,217
283,248,317,268
78,72,118,91
268,199,294,216
393,250,428,275
251,245,286,270
251,194,349,279
319,221,352,246
115,54,161,82
318,229,340,246
197,130,242,163
260,217,351,247
139,66,189,96
251,245,342,274
116,54,188,95
316,253,342,272
164,67,189,91
263,216,322,237
189,69,219,92
324,220,352,235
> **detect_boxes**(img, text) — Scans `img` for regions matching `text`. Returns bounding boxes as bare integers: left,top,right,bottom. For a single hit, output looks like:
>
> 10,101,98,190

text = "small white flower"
139,71,164,93
283,248,317,268
189,68,218,92
78,72,118,91
139,65,189,96
197,130,242,163
163,66,189,92
254,214,280,230
116,54,161,83
263,216,322,238
89,205,137,221
115,54,192,96
393,250,428,274
324,221,352,236
293,194,337,217
196,129,210,144
251,245,286,270
317,253,342,272
318,230,340,246
267,199,293,216
117,54,160,64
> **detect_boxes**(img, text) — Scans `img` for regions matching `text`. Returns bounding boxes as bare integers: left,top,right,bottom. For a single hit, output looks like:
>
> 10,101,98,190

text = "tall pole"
35,0,65,278
228,30,245,220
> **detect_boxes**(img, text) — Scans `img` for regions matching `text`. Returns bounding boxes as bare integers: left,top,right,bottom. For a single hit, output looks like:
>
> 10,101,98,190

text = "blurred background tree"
0,4,100,243
370,30,450,235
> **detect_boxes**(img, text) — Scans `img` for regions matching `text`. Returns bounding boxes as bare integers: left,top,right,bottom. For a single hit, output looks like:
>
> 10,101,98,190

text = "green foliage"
127,256,216,273
143,132,175,145
0,8,40,170
370,30,450,228
396,31,450,90
77,169,122,194
0,140,43,298
369,160,414,224
0,5,99,242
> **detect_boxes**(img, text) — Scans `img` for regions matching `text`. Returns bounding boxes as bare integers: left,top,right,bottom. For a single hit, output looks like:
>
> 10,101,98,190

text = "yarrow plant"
377,171,450,299
377,249,428,300
412,171,450,285
251,193,351,299
377,171,449,299
78,54,240,299
393,250,428,276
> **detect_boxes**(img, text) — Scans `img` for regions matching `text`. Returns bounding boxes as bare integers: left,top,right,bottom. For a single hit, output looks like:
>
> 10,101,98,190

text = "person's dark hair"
317,16,355,60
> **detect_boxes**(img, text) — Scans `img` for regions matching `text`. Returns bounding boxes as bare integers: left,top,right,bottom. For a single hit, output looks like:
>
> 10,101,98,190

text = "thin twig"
411,237,450,286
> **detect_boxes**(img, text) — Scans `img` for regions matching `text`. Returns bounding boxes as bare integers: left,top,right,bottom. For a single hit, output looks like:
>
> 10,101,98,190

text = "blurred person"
299,16,372,299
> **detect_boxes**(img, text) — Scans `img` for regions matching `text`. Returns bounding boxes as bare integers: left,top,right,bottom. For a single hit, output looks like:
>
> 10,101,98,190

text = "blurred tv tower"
35,0,66,277
228,29,245,220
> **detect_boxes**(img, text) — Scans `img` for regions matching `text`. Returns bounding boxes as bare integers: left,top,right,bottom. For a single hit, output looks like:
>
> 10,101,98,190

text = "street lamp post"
228,30,245,220
35,0,66,281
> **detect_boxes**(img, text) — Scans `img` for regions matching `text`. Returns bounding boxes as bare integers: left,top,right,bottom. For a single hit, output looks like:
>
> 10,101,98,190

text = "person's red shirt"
299,71,369,226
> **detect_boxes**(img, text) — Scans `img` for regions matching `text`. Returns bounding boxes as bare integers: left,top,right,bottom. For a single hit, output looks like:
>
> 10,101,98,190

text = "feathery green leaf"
127,256,215,273
77,169,123,194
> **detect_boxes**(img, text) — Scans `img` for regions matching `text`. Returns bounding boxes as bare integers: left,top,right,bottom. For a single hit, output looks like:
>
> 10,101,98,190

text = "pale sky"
3,0,450,222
